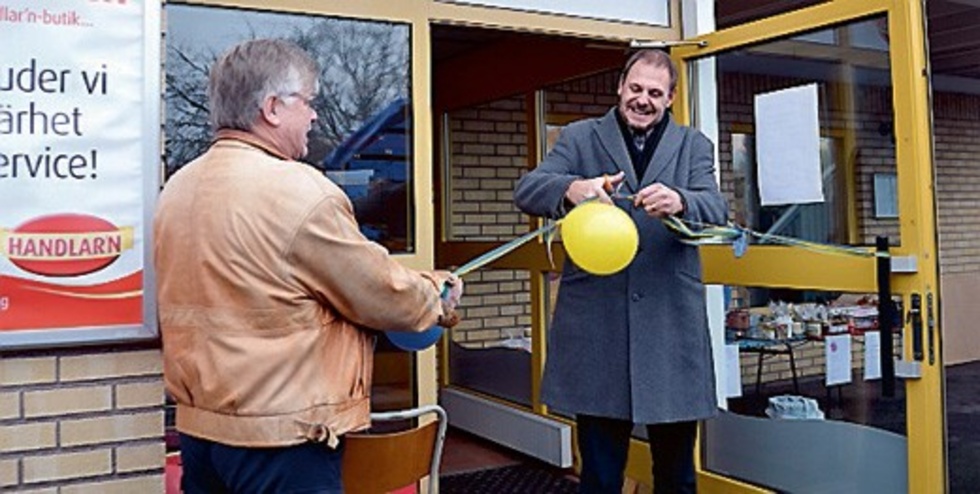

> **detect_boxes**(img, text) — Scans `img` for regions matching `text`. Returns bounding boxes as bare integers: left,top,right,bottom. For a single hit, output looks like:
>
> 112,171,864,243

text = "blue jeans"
179,433,343,494
576,415,697,494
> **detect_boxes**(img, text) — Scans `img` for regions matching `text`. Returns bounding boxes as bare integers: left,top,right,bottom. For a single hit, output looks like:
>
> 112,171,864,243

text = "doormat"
440,463,579,494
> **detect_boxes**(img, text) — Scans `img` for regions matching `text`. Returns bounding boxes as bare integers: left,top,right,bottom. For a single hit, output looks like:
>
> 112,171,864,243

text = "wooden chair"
342,404,448,494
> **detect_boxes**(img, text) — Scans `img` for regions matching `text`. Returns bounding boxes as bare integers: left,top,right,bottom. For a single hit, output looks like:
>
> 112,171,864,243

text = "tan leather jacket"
154,131,449,448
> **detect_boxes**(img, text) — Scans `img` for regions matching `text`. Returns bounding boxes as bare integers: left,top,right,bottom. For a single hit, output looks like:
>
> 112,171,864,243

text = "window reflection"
448,268,533,406
732,134,848,245
164,5,414,252
715,18,899,246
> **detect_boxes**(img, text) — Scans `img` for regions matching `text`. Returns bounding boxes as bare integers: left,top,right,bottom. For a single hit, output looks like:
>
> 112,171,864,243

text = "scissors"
603,174,636,202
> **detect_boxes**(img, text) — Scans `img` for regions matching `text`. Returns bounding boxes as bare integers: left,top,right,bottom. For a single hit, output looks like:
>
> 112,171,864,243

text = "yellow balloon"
562,202,639,275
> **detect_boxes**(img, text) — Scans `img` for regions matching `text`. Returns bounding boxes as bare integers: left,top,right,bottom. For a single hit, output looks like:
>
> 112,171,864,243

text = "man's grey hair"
208,39,319,131
619,49,678,92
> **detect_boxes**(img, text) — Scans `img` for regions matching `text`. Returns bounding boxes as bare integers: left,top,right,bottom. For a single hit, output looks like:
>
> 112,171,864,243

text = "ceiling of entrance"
430,0,979,110
431,25,625,111
926,0,980,80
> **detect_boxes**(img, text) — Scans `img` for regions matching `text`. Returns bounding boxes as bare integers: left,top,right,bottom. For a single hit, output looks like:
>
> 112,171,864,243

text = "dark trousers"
576,415,697,494
179,433,343,494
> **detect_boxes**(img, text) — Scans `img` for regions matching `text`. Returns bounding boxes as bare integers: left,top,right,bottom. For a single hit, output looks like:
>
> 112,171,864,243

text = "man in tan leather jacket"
154,39,461,493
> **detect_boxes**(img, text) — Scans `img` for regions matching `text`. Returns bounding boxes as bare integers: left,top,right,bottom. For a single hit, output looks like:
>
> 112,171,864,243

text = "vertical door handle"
908,293,923,361
926,292,935,365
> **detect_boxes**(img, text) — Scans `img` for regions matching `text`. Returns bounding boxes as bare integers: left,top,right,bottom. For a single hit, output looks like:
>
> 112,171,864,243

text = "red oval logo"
2,213,133,277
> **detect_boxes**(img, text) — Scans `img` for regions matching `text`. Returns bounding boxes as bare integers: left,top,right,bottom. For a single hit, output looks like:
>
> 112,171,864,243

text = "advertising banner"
0,0,160,348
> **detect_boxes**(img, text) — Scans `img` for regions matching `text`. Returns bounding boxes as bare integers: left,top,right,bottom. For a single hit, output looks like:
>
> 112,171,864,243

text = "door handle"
908,293,923,362
927,292,935,365
895,293,923,379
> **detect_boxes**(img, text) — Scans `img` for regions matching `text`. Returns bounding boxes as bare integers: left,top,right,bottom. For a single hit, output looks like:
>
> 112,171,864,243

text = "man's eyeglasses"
278,92,315,108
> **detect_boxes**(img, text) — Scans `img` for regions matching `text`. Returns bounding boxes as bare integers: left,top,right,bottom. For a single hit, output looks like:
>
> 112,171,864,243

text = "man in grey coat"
514,49,728,493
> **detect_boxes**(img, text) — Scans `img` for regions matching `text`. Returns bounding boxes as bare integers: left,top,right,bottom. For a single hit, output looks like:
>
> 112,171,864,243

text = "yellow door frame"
672,0,943,492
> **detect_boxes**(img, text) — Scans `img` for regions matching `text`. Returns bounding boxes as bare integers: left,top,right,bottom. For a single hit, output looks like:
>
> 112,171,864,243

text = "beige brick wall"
0,348,165,492
447,96,532,346
933,91,980,362
934,91,980,275
451,269,533,347
447,97,529,242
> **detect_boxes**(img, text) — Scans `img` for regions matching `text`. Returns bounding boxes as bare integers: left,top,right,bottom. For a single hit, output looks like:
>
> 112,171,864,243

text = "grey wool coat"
514,109,728,424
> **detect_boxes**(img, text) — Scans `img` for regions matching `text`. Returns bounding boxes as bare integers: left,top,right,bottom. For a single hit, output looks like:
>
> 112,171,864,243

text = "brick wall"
0,347,165,493
934,91,980,275
446,97,533,347
451,269,533,348
933,90,980,363
447,97,529,242
544,71,618,117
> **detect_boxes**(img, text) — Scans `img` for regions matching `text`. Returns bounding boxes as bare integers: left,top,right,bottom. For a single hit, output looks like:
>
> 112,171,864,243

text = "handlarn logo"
2,213,133,277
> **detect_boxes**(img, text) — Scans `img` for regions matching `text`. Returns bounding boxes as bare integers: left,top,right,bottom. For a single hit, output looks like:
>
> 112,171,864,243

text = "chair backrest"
342,404,447,494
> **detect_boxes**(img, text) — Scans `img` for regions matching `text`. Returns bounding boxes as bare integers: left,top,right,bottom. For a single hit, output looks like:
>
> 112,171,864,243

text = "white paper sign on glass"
754,83,824,206
436,0,669,26
825,334,853,387
724,343,743,399
863,330,882,380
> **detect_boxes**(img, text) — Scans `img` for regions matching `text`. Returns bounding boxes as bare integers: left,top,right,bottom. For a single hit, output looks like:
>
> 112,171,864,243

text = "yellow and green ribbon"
661,216,884,258
446,203,883,280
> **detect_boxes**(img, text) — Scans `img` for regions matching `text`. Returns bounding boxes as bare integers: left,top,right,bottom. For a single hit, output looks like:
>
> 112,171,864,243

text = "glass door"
673,1,942,492
922,1,980,492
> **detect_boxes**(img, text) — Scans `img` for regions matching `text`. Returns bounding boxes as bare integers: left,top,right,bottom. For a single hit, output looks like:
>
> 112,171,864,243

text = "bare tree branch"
164,14,409,176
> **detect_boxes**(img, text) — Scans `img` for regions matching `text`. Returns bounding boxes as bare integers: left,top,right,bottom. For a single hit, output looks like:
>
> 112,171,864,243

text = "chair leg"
756,352,764,394
787,344,800,394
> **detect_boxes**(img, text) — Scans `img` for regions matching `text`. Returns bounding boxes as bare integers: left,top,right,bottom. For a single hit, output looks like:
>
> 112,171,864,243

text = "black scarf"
615,110,670,181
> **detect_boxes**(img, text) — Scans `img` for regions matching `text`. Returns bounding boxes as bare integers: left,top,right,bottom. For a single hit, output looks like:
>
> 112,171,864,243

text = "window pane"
701,15,909,493
164,5,414,252
731,133,849,244
713,17,899,247
448,268,533,406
